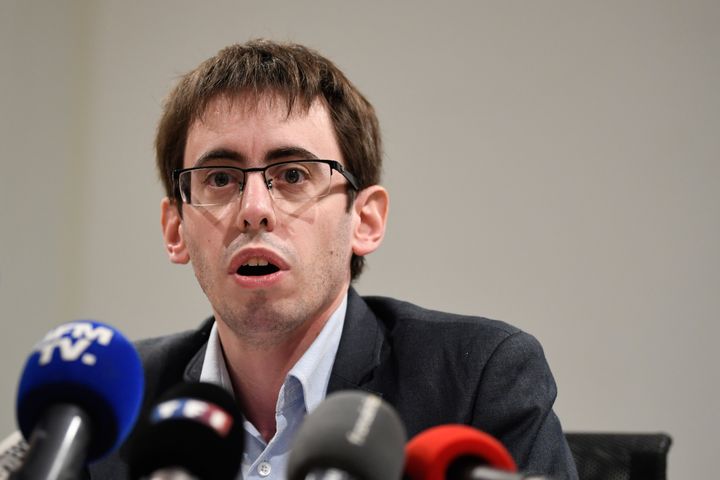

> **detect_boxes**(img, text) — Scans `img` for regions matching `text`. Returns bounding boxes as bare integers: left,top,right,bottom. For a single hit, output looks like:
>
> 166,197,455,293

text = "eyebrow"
194,149,243,167
266,147,319,162
194,146,320,167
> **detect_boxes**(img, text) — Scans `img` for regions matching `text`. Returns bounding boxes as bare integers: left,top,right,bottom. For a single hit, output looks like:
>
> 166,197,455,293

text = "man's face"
164,94,357,346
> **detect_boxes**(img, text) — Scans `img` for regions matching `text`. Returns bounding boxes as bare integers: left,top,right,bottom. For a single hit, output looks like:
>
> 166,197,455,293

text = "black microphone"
286,391,407,480
12,321,144,480
404,424,550,480
127,382,244,480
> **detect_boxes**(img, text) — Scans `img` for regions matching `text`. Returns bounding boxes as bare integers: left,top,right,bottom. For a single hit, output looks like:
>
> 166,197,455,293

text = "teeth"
243,257,270,267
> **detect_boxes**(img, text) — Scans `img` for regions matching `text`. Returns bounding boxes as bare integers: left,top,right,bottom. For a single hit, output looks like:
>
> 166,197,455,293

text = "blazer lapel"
179,290,391,397
327,288,390,397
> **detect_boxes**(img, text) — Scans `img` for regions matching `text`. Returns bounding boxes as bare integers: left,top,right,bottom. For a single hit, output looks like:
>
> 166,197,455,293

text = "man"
90,40,577,479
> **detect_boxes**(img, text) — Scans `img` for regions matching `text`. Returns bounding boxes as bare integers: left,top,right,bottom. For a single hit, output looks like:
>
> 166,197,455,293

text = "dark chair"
565,432,672,480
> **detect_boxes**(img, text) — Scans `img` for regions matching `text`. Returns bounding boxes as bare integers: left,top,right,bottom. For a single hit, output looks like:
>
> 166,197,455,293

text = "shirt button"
258,461,272,477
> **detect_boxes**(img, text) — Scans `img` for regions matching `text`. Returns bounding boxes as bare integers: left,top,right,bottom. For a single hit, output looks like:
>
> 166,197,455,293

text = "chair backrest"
565,432,672,480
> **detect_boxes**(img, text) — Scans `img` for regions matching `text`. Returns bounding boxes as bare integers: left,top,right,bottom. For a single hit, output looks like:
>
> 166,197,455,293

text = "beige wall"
2,1,719,477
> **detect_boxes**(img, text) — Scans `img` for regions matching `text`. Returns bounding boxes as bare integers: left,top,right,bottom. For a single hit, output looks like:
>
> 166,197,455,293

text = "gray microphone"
287,391,407,480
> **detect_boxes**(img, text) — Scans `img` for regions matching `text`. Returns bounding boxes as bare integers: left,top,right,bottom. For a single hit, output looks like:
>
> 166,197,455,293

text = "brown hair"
155,39,382,279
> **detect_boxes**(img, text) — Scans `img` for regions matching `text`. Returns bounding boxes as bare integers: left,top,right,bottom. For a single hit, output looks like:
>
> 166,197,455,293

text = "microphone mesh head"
287,391,407,480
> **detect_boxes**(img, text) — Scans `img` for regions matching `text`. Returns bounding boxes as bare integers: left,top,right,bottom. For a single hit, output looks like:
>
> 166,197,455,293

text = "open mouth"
236,258,280,276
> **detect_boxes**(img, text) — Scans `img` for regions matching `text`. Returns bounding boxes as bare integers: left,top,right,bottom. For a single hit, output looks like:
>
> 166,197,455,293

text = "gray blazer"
88,288,578,479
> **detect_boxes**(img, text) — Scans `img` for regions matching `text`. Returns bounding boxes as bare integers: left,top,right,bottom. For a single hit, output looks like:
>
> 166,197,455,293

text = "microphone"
0,432,28,479
404,424,521,480
13,320,144,480
286,391,407,480
127,382,244,480
445,467,549,480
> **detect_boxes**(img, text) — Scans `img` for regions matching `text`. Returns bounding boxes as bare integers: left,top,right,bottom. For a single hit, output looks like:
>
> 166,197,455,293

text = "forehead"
183,93,342,167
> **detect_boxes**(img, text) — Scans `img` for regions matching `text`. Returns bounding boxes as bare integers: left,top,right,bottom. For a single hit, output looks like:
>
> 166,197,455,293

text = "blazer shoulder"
362,294,522,342
134,317,213,366
133,318,213,408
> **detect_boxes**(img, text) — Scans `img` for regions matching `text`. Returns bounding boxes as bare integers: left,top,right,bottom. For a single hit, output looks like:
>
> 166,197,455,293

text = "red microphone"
404,425,517,480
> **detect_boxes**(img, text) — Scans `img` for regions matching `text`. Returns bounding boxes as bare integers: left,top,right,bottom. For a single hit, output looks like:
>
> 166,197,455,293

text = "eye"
268,163,314,186
281,168,306,184
204,169,239,188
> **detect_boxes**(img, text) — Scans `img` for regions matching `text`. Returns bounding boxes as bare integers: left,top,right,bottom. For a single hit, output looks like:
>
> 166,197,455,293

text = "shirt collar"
288,293,347,413
199,321,234,393
199,292,348,414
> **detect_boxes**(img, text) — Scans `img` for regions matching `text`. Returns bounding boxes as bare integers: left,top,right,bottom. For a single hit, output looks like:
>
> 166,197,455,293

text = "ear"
351,185,389,257
161,197,190,264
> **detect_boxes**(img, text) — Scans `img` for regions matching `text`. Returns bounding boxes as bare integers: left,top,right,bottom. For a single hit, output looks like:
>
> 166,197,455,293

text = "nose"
235,172,276,232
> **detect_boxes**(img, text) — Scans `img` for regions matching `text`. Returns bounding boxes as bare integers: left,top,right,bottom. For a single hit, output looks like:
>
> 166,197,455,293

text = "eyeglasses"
173,160,359,208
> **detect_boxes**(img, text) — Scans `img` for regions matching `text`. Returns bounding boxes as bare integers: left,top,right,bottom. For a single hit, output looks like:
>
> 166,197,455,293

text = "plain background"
1,1,718,478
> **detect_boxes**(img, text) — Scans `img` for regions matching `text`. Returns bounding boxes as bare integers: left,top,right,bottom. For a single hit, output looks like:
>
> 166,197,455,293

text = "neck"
215,290,346,442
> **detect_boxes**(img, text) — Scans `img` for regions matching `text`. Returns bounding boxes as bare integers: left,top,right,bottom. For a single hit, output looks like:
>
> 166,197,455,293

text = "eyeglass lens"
179,161,334,207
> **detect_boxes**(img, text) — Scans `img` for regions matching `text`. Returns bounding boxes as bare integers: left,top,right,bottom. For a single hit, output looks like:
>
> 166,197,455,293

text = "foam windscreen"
405,424,517,480
16,320,144,461
287,391,407,480
127,382,244,480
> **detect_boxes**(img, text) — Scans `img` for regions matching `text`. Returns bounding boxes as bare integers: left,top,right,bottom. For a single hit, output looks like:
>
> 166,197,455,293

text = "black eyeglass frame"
172,159,360,205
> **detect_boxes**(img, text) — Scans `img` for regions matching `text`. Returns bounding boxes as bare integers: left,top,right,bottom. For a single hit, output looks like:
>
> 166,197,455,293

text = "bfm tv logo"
34,322,114,367
151,399,234,437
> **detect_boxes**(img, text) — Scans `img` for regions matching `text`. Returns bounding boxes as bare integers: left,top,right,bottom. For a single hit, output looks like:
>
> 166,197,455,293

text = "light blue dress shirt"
199,294,347,479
